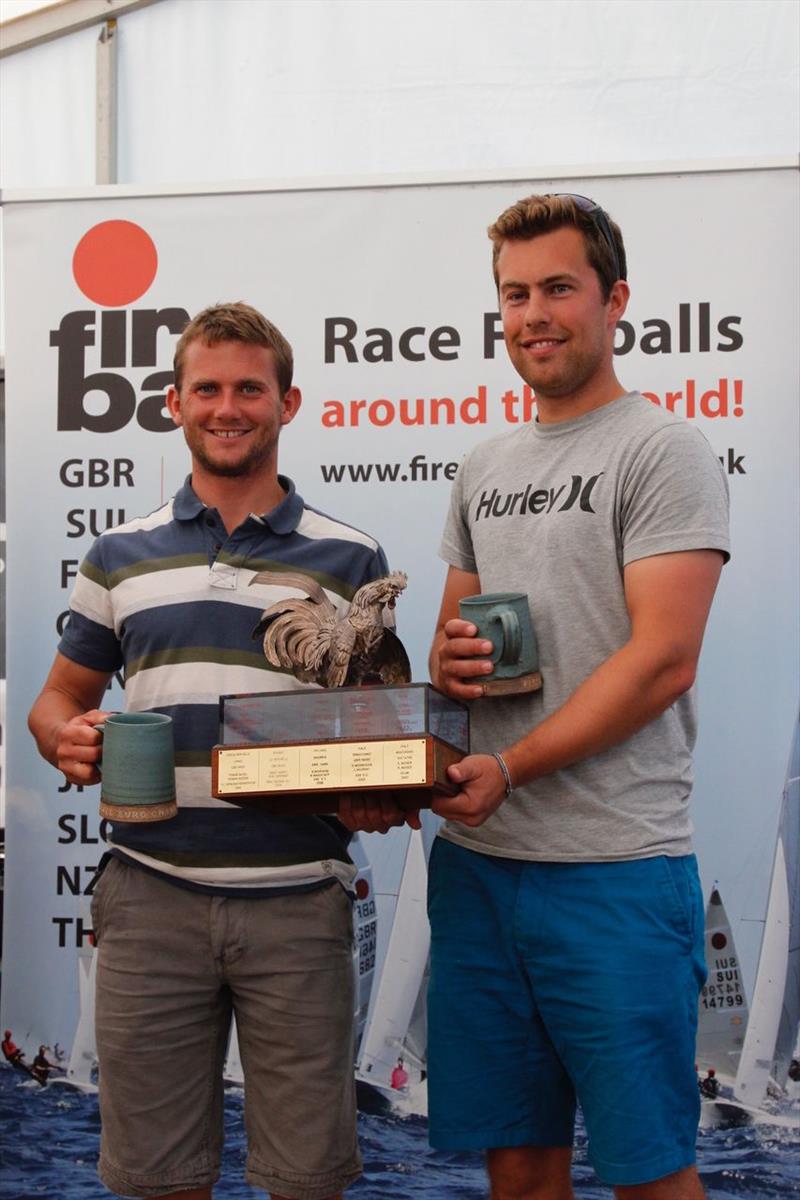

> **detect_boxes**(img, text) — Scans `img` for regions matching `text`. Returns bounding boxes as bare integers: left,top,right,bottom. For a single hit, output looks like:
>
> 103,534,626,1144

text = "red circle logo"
711,932,728,950
72,220,158,306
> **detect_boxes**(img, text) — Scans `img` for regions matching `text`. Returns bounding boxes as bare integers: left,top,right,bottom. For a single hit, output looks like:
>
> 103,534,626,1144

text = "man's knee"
487,1145,574,1200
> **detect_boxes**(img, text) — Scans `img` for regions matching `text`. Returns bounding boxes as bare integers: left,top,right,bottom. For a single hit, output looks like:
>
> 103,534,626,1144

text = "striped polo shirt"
58,475,390,896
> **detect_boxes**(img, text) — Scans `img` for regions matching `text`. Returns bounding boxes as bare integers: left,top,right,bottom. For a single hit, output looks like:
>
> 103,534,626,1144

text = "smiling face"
167,338,301,483
497,225,629,422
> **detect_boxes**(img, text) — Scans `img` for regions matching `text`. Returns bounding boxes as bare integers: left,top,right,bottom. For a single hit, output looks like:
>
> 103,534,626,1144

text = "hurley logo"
475,474,604,520
50,220,189,432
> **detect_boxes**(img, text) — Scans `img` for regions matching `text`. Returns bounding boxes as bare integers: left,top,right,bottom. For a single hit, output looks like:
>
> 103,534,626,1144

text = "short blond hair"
173,302,294,393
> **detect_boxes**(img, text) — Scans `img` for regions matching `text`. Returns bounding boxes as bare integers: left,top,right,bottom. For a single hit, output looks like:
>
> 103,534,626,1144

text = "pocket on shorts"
312,882,354,938
658,855,703,949
89,855,122,944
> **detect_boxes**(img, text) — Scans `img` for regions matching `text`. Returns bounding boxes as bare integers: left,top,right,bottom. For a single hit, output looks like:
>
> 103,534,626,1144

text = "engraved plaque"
211,684,468,815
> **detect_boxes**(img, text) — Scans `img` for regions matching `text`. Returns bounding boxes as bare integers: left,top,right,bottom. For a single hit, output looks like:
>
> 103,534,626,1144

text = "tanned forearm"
431,552,724,826
29,687,95,767
501,636,695,789
28,654,113,783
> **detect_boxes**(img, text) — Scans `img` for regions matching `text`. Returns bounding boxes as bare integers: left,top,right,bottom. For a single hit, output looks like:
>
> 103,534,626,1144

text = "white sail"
771,720,800,1091
223,1016,244,1086
51,945,99,1094
696,887,748,1080
356,827,429,1096
403,958,429,1071
734,713,800,1107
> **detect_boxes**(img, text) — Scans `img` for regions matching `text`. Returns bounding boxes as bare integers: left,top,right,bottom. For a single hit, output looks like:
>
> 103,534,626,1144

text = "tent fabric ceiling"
1,0,798,191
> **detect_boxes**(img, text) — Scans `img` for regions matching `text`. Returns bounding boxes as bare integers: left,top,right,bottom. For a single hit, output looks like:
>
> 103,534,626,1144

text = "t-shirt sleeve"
57,541,123,673
439,456,479,574
620,421,731,567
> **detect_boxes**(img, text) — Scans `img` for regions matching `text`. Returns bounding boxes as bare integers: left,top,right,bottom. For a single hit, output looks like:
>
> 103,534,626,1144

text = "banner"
1,166,797,1087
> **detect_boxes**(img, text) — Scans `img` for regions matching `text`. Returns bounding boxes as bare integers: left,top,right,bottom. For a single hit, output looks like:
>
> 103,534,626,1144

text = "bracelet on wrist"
492,751,514,798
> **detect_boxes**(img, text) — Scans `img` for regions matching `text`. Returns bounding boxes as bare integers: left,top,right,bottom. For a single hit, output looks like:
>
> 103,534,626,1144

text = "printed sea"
1,1068,798,1198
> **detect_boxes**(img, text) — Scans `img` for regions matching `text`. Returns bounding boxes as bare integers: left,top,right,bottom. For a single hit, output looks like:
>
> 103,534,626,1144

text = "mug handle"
92,722,105,776
489,607,521,665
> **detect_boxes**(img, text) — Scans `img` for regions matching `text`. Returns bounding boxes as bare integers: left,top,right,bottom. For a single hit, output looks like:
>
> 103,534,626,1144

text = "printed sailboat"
696,887,749,1083
355,826,430,1115
733,711,799,1111
700,711,800,1127
49,943,99,1094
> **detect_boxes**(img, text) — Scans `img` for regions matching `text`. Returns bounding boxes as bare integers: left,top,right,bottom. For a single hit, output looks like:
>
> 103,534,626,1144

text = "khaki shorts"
91,856,361,1199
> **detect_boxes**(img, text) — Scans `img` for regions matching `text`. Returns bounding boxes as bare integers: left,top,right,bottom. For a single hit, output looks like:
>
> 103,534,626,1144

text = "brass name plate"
216,737,428,797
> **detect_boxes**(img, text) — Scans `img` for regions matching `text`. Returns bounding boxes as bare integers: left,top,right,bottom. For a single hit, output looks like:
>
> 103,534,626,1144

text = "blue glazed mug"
458,592,540,685
97,712,177,823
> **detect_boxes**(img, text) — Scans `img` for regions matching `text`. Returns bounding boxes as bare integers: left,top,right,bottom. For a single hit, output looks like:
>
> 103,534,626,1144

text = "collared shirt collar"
172,475,304,533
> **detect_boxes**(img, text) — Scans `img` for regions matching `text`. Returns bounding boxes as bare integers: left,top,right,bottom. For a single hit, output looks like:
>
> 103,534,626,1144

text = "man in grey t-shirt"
427,195,729,1199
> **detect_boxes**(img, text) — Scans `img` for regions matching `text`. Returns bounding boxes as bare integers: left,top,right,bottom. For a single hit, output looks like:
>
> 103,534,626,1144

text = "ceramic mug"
458,592,539,682
97,712,177,823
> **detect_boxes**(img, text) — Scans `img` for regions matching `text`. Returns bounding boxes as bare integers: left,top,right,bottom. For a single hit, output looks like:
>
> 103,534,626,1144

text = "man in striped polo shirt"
29,303,402,1200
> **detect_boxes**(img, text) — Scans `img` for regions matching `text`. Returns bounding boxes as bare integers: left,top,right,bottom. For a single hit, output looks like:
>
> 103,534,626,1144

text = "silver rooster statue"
250,570,411,688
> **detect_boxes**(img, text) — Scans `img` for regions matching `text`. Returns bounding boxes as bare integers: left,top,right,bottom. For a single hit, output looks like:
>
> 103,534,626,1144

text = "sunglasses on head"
555,193,624,285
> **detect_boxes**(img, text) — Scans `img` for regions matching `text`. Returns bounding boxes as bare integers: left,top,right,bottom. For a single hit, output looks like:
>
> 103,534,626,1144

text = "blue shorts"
426,837,706,1186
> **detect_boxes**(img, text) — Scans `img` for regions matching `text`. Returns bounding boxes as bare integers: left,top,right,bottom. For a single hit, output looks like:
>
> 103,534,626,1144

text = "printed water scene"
1,1069,798,1199
3,747,798,1199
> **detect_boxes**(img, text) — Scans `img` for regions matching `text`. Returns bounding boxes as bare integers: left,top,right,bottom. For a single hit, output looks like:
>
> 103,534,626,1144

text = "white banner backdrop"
1,165,798,1072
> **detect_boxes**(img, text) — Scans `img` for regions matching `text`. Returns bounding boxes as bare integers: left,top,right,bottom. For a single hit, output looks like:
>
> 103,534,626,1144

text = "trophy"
211,571,468,814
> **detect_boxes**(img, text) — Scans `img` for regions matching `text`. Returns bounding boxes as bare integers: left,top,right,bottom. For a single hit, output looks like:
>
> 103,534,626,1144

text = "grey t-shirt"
439,392,730,862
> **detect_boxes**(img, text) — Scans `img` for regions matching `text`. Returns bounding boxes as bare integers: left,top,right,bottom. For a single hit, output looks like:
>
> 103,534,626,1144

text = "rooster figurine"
250,570,411,688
